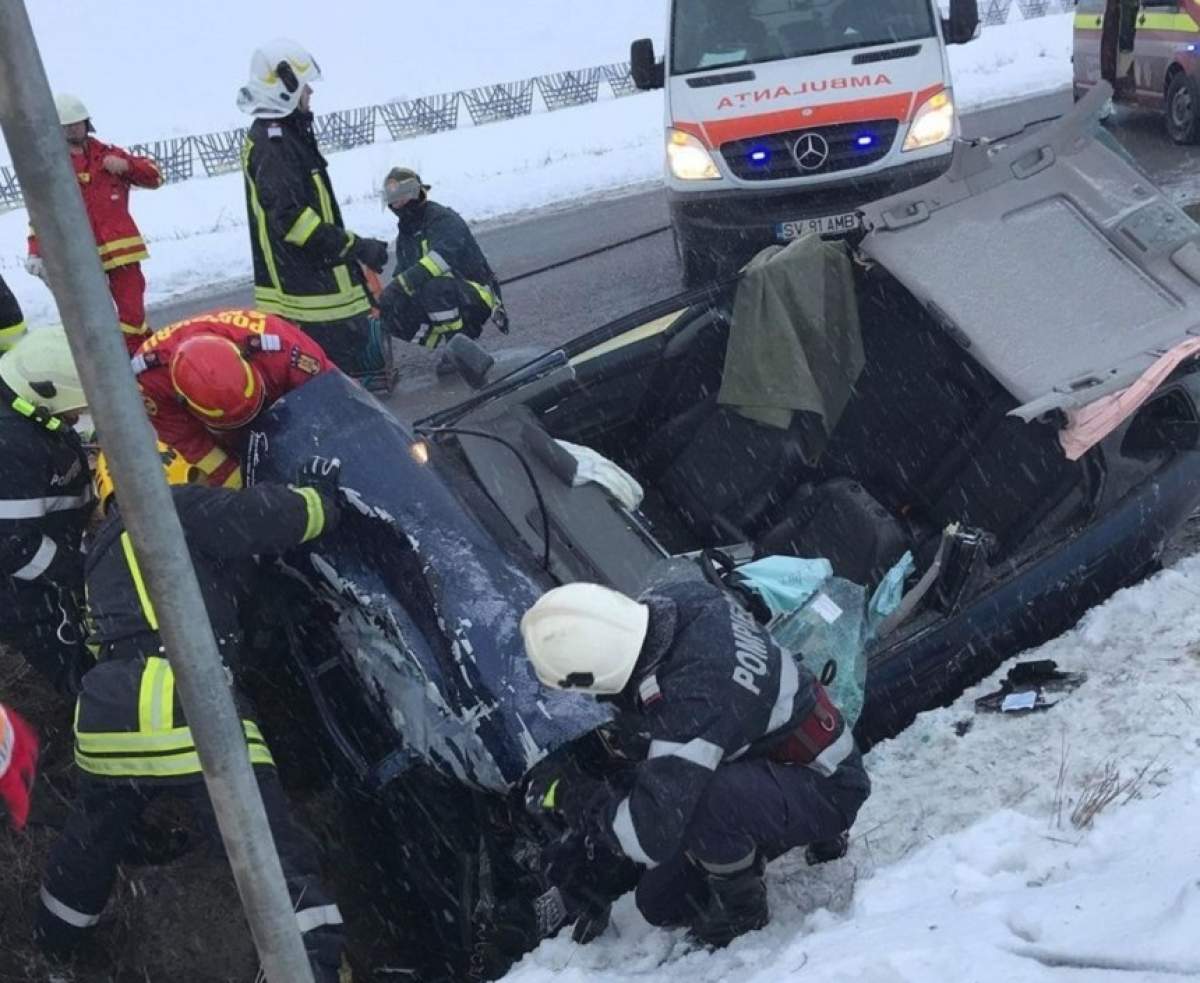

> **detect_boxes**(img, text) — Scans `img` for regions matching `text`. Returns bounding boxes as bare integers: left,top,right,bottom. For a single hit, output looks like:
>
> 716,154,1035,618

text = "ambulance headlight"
667,128,721,181
903,89,956,152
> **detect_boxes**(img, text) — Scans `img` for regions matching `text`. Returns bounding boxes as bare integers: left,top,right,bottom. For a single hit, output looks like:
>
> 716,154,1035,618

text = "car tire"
1165,73,1200,145
674,229,719,288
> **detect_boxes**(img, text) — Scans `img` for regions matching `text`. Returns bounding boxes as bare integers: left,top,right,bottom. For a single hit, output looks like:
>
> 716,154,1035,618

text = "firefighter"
0,327,93,695
0,703,38,831
520,580,871,947
36,450,346,982
236,39,390,375
0,273,26,352
133,308,335,489
26,94,163,355
377,168,509,350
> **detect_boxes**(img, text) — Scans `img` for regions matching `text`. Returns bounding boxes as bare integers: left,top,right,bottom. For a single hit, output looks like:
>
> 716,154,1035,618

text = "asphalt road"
152,91,1199,422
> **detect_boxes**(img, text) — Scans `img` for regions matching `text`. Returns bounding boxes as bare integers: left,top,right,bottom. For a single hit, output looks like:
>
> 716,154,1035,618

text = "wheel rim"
1170,86,1194,133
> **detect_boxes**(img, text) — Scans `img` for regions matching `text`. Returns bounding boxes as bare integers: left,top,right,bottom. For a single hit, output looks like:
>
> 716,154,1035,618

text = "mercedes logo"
792,132,830,172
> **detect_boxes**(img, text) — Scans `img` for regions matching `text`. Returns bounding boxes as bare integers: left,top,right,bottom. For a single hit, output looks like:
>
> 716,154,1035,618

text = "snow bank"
505,554,1200,981
0,14,1074,325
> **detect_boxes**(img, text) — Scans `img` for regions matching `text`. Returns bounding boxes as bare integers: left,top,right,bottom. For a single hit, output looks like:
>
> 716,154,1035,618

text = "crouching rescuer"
520,580,870,946
36,450,347,982
377,168,508,349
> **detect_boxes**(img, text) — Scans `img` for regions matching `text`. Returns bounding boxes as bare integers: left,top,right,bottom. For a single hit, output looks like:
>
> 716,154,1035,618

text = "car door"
1074,0,1108,92
856,87,1200,422
1135,0,1188,104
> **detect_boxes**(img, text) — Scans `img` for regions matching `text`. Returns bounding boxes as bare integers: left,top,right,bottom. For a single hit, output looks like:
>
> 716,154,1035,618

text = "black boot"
689,853,768,948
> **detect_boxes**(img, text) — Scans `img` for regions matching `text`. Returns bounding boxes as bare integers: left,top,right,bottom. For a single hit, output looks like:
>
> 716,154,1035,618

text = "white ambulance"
632,0,979,284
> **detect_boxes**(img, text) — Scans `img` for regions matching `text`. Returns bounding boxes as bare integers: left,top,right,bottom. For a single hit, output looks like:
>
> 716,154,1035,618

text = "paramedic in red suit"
25,94,163,355
133,308,334,488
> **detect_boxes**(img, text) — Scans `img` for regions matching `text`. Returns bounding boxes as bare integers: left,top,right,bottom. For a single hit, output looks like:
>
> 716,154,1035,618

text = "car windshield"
671,0,937,75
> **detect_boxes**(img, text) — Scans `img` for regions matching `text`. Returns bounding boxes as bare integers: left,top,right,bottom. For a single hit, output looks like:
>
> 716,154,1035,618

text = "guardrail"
0,1,1076,212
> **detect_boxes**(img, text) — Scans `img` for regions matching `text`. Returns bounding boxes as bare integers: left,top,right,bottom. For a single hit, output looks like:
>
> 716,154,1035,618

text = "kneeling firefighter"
377,168,508,350
521,580,871,947
36,449,347,982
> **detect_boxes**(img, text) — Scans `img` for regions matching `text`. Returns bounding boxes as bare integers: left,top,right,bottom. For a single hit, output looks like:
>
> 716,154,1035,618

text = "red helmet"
169,335,266,430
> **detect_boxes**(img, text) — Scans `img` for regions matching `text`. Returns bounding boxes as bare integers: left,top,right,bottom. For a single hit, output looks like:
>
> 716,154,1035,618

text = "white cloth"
24,255,44,280
555,440,644,510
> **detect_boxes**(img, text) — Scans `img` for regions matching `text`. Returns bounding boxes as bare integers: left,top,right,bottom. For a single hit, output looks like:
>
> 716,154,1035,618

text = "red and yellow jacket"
28,138,163,272
132,310,334,488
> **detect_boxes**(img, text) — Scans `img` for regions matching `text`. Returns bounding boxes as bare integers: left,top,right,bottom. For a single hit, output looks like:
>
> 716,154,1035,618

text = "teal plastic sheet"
736,552,914,728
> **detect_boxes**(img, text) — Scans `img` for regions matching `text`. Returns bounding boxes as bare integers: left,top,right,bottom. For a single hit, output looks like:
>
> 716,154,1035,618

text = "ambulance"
1073,0,1200,145
631,0,979,284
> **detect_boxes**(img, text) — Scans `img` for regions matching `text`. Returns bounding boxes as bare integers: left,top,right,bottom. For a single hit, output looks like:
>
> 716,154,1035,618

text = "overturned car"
247,90,1200,978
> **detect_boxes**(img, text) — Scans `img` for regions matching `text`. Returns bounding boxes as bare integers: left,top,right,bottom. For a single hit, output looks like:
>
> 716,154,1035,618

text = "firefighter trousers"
385,275,493,349
37,768,344,981
107,263,149,355
635,752,870,927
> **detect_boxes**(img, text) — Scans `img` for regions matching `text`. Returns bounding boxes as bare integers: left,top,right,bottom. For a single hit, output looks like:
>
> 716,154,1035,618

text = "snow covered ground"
0,13,1074,325
504,555,1200,981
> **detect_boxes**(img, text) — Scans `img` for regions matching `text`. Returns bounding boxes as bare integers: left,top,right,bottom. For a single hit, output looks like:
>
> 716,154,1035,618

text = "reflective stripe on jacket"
241,115,372,324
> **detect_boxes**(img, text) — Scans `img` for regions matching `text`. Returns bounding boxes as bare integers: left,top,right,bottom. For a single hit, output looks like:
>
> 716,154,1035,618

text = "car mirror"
438,334,495,389
942,0,979,45
631,38,665,90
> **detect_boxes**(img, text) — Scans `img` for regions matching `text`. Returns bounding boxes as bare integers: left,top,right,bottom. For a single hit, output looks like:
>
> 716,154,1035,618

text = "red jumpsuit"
28,138,163,354
133,310,334,488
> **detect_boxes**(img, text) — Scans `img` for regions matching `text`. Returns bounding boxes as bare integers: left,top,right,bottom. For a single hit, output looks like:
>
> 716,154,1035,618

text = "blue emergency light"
855,134,875,148
747,146,771,167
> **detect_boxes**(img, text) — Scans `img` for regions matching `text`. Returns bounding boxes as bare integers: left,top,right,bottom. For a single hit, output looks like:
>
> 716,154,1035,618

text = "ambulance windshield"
671,0,937,75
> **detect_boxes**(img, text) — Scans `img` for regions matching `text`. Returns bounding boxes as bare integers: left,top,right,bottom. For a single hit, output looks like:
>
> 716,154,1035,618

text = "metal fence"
0,3,1072,211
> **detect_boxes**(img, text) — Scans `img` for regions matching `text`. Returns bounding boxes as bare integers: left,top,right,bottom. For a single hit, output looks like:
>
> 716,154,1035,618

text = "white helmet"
54,93,90,127
520,583,650,695
0,326,88,416
236,39,322,118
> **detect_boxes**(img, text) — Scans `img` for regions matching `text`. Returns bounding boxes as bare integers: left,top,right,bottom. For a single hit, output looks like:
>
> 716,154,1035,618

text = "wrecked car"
246,88,1200,978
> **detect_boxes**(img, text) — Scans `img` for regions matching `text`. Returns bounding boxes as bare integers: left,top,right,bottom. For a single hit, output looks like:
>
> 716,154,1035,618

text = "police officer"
0,327,92,694
36,451,346,982
520,580,870,946
0,273,26,353
377,168,509,350
237,39,390,375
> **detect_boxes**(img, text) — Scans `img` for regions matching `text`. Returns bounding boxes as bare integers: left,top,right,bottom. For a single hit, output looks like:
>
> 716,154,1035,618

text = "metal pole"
0,5,315,981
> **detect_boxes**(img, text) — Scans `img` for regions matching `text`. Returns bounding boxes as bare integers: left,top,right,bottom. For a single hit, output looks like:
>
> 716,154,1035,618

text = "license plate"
776,212,860,240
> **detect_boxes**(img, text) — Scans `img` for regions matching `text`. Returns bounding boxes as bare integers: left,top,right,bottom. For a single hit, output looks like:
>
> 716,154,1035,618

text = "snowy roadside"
504,554,1200,981
0,14,1074,327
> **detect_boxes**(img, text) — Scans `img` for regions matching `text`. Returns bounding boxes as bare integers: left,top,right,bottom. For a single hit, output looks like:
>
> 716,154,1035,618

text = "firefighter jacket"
0,275,25,353
241,113,373,325
393,200,500,310
75,481,337,782
28,138,162,272
0,394,93,608
593,581,858,868
133,310,334,489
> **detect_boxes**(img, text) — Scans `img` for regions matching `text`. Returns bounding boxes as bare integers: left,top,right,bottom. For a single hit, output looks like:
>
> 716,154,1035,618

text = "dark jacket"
241,113,372,325
85,482,336,654
0,396,92,611
393,200,499,300
598,581,858,867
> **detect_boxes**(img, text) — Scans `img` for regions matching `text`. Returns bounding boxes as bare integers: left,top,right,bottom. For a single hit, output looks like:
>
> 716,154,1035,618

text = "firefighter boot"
689,852,768,948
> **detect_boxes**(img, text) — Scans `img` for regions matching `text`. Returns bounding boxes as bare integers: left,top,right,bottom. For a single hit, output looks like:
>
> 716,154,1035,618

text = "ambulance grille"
722,119,899,181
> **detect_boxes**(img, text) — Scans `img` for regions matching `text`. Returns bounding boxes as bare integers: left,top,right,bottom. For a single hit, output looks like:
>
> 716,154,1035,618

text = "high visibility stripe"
39,886,101,928
296,904,344,934
612,797,655,867
118,321,148,336
120,531,159,631
292,486,325,542
0,491,93,519
0,706,13,774
75,738,274,778
767,652,799,734
194,446,231,476
78,716,269,755
101,250,148,272
252,285,371,323
285,206,323,246
809,725,856,778
1140,10,1198,31
98,236,146,256
466,279,497,310
311,172,357,303
421,317,462,349
419,251,449,278
11,535,58,581
0,319,26,351
243,138,284,293
647,737,724,770
222,468,243,489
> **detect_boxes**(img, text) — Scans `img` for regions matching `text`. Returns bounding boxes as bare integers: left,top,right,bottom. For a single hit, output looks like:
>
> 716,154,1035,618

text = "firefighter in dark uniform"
520,581,871,947
377,168,509,350
0,273,26,353
36,450,347,982
0,327,92,695
237,39,390,376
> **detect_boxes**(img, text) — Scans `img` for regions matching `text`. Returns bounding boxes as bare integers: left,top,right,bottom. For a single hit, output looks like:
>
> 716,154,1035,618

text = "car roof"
858,84,1200,421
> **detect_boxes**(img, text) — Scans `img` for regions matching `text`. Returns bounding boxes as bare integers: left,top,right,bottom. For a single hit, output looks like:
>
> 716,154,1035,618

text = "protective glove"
491,301,511,335
297,455,342,499
0,705,39,831
25,255,45,280
524,760,612,832
347,235,389,274
535,830,639,943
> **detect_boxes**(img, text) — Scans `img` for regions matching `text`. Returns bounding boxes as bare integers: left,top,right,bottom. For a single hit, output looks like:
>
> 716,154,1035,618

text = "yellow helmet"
94,442,198,514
